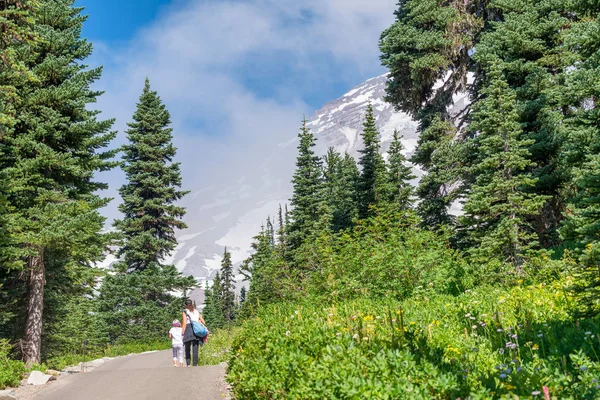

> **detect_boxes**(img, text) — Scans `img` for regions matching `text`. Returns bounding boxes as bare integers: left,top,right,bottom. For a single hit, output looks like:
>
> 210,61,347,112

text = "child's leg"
176,344,184,366
172,346,178,366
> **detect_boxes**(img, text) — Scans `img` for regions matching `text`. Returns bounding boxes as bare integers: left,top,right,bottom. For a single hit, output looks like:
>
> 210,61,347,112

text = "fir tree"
99,79,193,343
114,79,189,272
385,129,415,211
558,1,600,316
412,117,459,228
460,64,548,271
220,247,236,323
276,204,286,257
287,118,324,256
0,0,116,365
98,265,193,342
357,104,386,219
239,286,246,304
324,150,358,231
208,272,225,329
202,280,216,328
561,155,600,316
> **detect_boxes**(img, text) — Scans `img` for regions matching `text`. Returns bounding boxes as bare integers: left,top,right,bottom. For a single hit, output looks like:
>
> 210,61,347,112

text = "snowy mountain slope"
101,74,469,287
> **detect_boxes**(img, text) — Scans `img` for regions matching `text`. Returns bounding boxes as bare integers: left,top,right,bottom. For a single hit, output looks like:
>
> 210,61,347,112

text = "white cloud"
91,0,397,243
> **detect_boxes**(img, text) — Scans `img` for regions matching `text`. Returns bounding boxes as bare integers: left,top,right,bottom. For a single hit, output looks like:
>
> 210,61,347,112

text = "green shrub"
0,339,25,389
307,214,472,302
198,327,240,366
228,281,600,398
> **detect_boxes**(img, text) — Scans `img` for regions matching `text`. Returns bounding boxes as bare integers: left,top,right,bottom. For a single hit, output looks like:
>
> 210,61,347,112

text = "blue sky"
77,0,169,43
82,0,398,222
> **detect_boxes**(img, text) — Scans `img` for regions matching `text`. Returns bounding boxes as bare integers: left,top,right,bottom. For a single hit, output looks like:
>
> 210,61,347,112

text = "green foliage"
287,119,325,257
356,104,386,219
384,129,415,211
197,327,240,366
307,212,471,301
98,265,194,343
43,295,109,359
220,248,236,322
204,272,225,330
0,339,25,389
461,63,549,270
114,78,188,272
229,279,600,399
0,0,116,364
323,148,358,232
561,154,600,316
412,116,462,229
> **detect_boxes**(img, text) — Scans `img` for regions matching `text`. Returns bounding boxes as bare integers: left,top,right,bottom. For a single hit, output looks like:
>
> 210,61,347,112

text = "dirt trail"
16,350,230,400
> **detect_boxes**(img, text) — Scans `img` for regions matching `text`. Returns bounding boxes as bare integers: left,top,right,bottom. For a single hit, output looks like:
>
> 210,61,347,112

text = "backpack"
185,311,208,338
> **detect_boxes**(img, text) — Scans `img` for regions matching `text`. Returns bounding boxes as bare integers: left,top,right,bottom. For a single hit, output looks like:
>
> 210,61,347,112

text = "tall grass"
227,280,600,399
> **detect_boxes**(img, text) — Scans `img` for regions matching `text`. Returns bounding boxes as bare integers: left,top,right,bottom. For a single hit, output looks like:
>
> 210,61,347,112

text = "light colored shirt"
185,309,200,324
169,327,183,345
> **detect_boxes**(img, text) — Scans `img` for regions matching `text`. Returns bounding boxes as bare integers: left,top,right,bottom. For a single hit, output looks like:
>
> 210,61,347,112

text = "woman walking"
181,298,206,367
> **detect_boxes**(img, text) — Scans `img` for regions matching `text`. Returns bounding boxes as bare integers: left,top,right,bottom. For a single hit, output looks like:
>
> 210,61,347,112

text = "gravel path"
15,350,230,400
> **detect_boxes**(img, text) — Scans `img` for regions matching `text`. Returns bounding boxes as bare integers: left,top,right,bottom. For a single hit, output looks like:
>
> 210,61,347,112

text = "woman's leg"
184,341,192,366
192,340,199,366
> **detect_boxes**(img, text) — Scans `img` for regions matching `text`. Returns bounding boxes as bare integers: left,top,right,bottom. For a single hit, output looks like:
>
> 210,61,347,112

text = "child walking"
169,320,184,367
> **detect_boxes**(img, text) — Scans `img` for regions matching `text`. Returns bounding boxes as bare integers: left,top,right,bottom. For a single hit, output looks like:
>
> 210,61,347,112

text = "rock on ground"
26,372,54,386
0,389,16,400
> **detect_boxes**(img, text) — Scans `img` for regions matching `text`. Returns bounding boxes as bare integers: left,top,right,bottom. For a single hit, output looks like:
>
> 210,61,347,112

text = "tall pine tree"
1,0,116,365
287,118,324,256
385,129,415,211
114,78,188,272
357,104,386,219
460,64,548,271
323,148,358,231
220,247,236,323
99,79,193,343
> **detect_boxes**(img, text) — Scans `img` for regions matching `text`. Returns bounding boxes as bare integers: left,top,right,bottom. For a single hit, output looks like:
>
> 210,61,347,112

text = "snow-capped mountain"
99,73,469,292
162,75,423,282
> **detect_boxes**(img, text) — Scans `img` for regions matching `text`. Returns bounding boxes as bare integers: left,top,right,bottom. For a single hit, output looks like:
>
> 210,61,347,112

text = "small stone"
46,369,60,376
27,370,52,385
0,389,17,400
61,366,81,374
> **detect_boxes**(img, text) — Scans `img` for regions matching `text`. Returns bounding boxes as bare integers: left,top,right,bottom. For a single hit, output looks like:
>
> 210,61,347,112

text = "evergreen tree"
98,265,193,342
460,64,548,271
357,104,386,219
558,1,600,316
220,247,236,323
0,0,116,365
0,0,37,135
202,280,217,329
561,155,600,316
379,0,486,230
474,0,573,247
411,117,460,228
207,272,225,329
385,129,415,211
114,79,189,273
99,79,193,343
239,286,246,304
276,204,286,257
287,118,324,256
324,149,358,231
240,223,281,315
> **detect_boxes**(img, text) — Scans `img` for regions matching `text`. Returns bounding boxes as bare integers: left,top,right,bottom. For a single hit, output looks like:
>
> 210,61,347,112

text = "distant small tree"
357,104,387,219
220,248,236,322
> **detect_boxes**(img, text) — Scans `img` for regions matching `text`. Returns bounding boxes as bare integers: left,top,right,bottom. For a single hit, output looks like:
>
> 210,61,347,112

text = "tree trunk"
24,248,45,367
